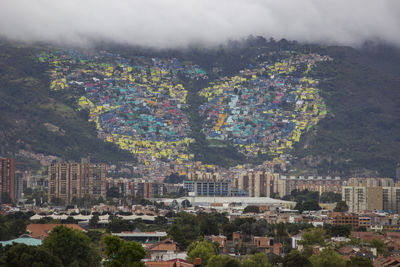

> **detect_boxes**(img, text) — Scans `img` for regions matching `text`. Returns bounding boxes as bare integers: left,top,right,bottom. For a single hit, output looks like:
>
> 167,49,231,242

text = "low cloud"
0,0,399,48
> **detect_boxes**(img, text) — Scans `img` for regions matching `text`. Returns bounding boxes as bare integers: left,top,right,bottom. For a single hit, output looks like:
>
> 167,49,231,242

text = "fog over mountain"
0,0,399,48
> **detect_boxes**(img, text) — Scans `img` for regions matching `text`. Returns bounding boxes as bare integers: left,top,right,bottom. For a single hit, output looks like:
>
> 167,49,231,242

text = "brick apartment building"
0,158,15,202
48,161,106,204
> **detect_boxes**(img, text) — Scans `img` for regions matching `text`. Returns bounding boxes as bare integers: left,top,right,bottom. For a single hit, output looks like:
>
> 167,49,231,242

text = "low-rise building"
112,231,167,243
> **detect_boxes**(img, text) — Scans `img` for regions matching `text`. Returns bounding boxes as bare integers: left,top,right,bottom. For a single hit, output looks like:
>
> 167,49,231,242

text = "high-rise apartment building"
184,172,232,197
383,187,400,214
184,179,231,197
342,186,383,213
238,171,285,197
48,162,106,204
345,177,394,187
0,158,15,202
133,181,164,199
281,176,342,195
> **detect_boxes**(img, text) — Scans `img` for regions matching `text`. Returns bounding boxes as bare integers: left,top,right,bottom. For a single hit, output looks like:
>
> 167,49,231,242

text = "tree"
241,253,271,267
198,213,222,236
43,225,100,267
0,192,12,204
222,223,237,240
206,255,240,267
86,230,103,243
168,212,201,249
298,228,325,246
187,240,217,266
0,243,63,267
346,256,373,267
154,216,168,226
369,238,388,255
320,192,342,203
243,206,260,213
334,201,349,212
104,235,146,267
298,200,322,212
182,199,192,208
324,224,351,237
7,219,27,238
64,216,76,224
107,187,120,199
51,197,65,206
309,248,346,267
282,250,311,267
268,254,283,267
164,173,186,184
107,217,134,233
89,214,99,228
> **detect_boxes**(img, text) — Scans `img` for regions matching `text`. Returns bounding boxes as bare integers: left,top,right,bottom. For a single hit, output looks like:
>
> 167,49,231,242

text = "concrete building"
345,177,394,187
0,158,15,202
383,187,400,214
238,171,284,197
14,171,23,202
48,161,106,204
188,171,221,181
161,196,295,210
281,176,342,195
133,181,164,199
184,171,231,197
236,173,342,198
342,186,383,213
331,213,359,227
184,180,231,197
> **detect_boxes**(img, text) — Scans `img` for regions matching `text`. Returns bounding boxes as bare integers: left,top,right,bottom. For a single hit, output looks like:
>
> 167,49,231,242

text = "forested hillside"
0,41,135,168
292,44,400,177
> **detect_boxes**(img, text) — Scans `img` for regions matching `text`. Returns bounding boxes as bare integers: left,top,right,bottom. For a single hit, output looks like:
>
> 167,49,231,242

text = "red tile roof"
26,224,86,239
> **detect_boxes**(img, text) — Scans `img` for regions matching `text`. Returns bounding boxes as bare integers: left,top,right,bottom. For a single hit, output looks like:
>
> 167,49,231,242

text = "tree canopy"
187,240,218,266
241,253,271,267
309,248,346,267
104,235,146,267
206,254,240,267
298,228,326,246
282,250,311,267
43,225,100,267
334,201,349,212
0,243,63,267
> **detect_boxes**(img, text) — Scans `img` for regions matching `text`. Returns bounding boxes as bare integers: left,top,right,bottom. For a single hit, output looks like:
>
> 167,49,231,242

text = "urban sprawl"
1,50,400,266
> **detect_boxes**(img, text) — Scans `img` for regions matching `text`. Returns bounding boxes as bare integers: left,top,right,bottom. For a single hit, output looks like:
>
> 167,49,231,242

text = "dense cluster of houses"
38,50,330,177
199,53,329,157
38,50,207,177
3,201,400,266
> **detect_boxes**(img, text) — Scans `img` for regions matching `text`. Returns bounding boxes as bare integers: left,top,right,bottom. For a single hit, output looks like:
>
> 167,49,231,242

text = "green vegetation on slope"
0,41,135,166
292,45,400,177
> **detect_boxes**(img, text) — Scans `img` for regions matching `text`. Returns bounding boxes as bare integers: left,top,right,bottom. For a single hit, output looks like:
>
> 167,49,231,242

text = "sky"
0,0,399,48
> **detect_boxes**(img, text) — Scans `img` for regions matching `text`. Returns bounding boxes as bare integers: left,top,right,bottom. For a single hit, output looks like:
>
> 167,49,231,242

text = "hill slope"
0,41,135,168
0,39,399,177
292,44,400,177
